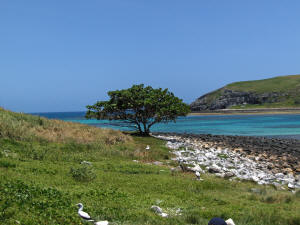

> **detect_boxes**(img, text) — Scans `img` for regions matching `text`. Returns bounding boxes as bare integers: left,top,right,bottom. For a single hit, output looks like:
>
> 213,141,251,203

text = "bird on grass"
76,203,109,225
145,145,150,150
195,171,201,180
77,203,94,222
94,221,109,225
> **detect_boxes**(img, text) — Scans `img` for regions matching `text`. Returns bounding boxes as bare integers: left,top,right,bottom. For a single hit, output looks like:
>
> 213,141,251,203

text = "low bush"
0,160,16,168
70,165,96,182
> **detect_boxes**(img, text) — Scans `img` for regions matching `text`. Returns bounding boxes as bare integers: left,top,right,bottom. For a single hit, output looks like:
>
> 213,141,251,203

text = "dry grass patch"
33,119,131,144
0,107,131,145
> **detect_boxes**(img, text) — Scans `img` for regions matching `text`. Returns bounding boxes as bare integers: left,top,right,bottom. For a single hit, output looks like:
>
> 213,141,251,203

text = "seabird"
94,221,109,225
145,145,150,150
195,171,200,180
225,218,236,225
76,203,94,222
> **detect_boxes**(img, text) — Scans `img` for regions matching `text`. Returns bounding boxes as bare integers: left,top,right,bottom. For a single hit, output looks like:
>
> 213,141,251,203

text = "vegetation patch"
0,159,16,168
0,107,131,144
217,153,229,159
0,108,300,224
70,165,96,182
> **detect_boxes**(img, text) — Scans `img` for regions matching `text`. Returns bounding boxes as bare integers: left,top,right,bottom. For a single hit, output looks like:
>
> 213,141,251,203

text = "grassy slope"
226,75,300,93
203,75,300,109
0,108,300,225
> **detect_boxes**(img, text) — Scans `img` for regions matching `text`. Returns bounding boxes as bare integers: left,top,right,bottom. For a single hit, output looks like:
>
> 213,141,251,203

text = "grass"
226,74,300,94
1,108,300,224
229,101,300,109
0,107,131,144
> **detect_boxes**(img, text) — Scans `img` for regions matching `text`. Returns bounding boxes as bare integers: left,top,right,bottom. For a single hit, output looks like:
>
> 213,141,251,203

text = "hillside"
1,108,300,224
190,74,300,111
0,107,131,144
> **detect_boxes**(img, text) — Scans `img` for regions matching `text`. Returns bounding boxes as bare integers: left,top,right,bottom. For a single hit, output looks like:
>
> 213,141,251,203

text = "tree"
86,84,190,135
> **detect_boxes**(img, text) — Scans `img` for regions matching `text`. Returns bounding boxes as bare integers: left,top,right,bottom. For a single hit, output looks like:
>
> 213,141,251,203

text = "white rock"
216,173,225,178
225,218,236,225
252,176,259,182
152,134,299,189
80,161,92,165
161,213,168,217
224,172,235,178
94,221,109,225
275,173,284,178
151,205,163,214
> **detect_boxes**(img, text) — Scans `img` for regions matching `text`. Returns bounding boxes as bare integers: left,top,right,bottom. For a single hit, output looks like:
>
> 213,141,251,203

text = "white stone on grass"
225,218,236,225
151,205,168,218
152,134,300,189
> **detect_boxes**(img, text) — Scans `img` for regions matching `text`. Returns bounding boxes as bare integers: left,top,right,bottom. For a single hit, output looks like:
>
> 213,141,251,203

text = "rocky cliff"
190,75,300,111
190,89,284,111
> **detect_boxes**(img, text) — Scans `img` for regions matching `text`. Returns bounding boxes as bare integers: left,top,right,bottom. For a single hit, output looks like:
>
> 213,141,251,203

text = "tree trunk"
138,122,150,136
136,123,142,134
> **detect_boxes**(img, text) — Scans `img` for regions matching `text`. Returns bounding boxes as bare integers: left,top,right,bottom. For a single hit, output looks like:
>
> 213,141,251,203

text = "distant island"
190,74,300,113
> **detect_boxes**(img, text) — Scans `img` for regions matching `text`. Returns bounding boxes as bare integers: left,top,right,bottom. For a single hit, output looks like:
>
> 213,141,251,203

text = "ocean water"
31,111,300,138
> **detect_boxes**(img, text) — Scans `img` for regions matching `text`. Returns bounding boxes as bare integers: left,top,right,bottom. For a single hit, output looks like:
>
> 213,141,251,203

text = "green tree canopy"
86,84,190,135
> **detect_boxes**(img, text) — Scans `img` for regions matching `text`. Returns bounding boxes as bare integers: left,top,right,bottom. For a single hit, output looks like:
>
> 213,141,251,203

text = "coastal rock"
153,133,300,189
208,166,221,173
224,172,235,178
190,89,284,111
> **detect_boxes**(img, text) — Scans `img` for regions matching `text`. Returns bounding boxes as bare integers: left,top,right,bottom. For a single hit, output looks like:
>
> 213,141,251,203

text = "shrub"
70,165,96,182
0,160,16,168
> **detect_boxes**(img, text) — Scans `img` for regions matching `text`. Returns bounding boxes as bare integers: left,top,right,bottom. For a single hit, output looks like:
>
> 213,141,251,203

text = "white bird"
195,171,200,180
94,221,109,225
145,145,150,150
76,203,94,222
225,218,236,225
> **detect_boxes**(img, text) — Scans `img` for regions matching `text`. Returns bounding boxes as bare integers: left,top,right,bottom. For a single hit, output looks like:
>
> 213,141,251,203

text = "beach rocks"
153,133,300,189
224,172,235,178
208,166,221,173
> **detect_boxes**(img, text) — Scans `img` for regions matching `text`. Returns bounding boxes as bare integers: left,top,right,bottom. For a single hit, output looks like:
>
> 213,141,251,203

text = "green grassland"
0,108,300,225
226,75,300,94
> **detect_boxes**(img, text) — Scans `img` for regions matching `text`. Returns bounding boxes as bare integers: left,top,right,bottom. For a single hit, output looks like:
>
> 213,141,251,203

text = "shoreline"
152,132,300,174
152,132,300,189
189,108,300,115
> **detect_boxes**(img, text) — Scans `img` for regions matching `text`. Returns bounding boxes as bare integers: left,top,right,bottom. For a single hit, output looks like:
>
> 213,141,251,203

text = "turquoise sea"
32,112,300,139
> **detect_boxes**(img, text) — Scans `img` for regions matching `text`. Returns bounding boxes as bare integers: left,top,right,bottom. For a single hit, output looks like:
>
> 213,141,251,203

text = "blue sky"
1,0,300,112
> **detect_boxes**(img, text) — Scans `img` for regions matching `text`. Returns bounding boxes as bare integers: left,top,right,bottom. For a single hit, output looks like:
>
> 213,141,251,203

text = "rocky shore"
152,133,300,189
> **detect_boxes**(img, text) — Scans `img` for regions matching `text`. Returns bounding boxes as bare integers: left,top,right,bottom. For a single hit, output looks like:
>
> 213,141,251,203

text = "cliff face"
190,75,300,111
190,89,284,111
